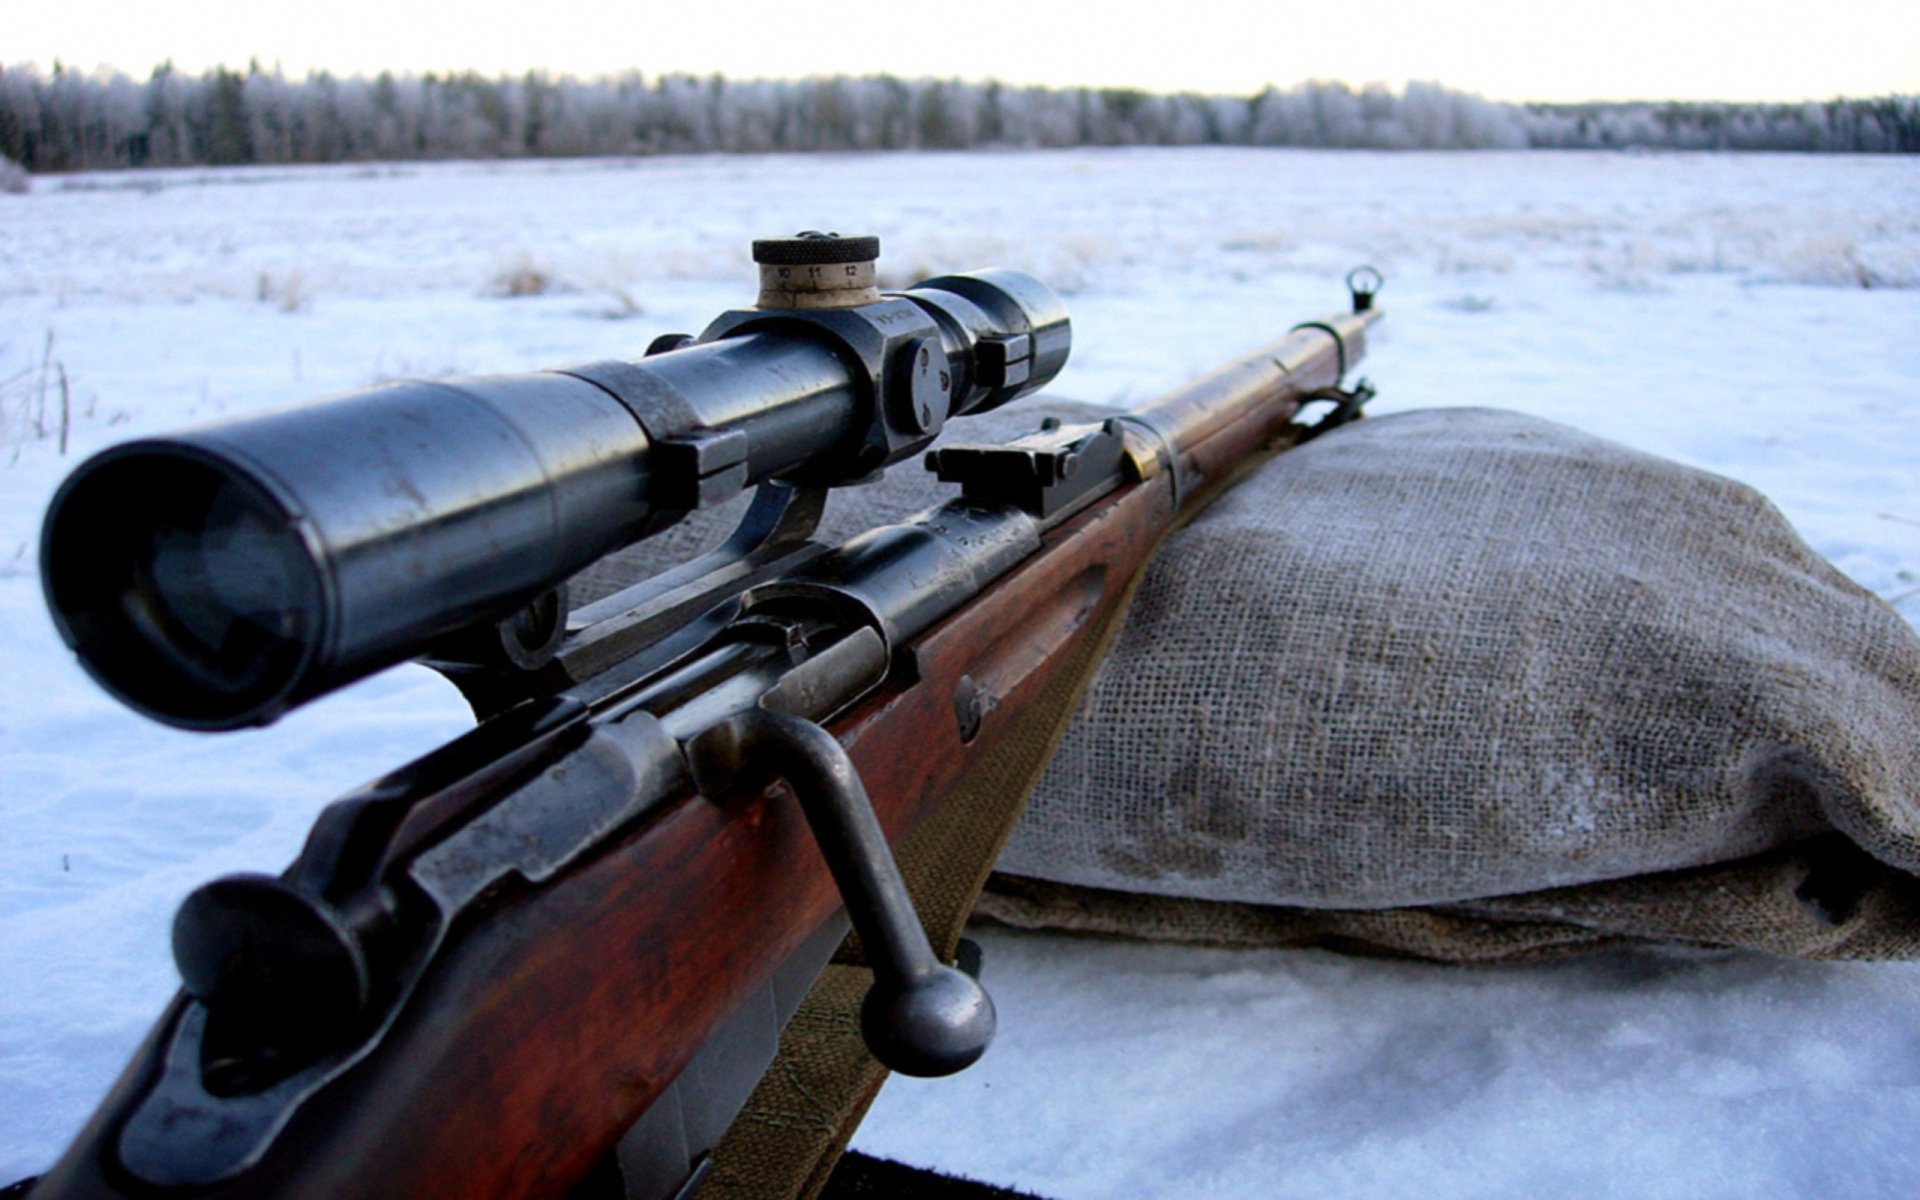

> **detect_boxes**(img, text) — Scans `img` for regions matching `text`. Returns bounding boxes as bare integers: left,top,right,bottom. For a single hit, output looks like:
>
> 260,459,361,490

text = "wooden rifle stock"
29,307,1378,1200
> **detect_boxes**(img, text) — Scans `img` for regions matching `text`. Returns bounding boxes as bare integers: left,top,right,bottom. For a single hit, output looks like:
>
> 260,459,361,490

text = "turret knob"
752,231,882,310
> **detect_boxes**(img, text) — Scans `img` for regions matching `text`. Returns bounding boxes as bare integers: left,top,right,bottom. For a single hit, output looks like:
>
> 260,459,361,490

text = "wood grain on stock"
34,319,1364,1200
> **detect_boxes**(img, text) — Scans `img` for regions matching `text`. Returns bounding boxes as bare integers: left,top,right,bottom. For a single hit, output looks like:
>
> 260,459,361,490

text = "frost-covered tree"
203,66,251,164
244,64,295,163
0,66,42,166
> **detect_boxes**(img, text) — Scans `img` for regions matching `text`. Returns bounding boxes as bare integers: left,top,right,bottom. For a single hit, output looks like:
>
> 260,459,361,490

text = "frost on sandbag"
982,408,1920,961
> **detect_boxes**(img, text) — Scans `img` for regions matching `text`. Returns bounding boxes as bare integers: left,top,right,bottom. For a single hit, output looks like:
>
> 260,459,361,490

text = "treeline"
2,61,1915,174
1525,97,1920,152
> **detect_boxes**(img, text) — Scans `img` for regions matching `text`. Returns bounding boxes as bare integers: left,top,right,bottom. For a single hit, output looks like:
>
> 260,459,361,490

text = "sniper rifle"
27,233,1382,1200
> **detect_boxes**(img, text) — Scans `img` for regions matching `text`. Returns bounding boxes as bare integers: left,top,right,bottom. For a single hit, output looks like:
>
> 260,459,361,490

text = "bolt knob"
174,873,370,1026
861,964,997,1077
753,231,882,310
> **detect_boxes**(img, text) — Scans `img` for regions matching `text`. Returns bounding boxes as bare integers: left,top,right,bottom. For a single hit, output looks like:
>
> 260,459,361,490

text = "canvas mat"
577,404,1920,962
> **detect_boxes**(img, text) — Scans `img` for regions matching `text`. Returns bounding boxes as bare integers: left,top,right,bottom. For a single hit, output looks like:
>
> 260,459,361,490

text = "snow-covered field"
1,148,1917,1195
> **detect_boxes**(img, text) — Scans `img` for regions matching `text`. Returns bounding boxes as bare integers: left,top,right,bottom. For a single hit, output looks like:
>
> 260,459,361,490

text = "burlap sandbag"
575,404,1920,961
980,406,1920,960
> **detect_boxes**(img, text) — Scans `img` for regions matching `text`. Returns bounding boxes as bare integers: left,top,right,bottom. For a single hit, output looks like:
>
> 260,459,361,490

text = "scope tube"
42,271,1068,731
43,371,662,730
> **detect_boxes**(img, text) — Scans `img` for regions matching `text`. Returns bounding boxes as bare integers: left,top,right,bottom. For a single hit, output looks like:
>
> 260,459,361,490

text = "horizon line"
3,58,1911,110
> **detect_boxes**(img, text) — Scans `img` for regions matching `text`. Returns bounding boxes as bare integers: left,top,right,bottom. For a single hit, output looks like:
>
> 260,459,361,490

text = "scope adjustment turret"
752,230,882,310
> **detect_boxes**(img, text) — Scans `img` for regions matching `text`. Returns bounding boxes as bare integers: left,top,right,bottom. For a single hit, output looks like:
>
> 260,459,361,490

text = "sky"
8,0,1919,104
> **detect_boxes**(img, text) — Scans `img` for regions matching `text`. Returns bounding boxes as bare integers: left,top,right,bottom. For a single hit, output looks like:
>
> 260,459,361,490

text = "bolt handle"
689,707,995,1077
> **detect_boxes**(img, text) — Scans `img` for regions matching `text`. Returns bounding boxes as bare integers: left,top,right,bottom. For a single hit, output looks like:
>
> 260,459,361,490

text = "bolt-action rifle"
27,234,1381,1200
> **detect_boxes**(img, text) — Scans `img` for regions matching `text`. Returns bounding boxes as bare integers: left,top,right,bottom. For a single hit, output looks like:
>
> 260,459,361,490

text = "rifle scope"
41,235,1070,731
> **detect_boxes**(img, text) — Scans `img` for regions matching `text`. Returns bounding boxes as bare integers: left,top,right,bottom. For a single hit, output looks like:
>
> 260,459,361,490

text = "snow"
1,148,1918,1194
860,935,1920,1198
